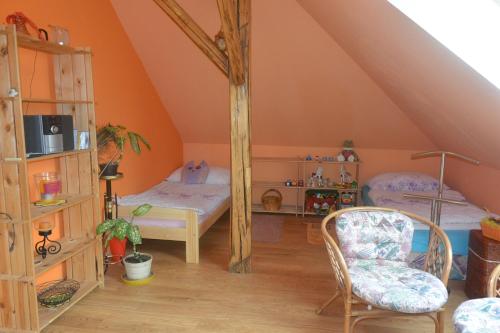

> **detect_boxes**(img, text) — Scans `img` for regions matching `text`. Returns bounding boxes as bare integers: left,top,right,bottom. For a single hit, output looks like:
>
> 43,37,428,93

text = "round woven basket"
261,189,282,211
37,279,80,308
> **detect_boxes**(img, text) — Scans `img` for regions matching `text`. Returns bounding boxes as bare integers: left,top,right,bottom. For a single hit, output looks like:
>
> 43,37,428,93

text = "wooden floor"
44,214,467,332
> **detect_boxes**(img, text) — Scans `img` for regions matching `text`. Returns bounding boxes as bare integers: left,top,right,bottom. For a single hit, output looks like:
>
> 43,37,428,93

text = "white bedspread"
366,189,488,230
118,181,230,216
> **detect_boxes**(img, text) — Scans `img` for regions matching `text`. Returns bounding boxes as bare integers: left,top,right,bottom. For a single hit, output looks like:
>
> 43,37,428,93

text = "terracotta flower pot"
109,237,127,263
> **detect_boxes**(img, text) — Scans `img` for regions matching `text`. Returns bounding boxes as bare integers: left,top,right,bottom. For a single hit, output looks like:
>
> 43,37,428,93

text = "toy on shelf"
305,190,337,215
337,140,359,162
307,166,328,188
339,165,353,185
284,179,301,187
339,192,355,209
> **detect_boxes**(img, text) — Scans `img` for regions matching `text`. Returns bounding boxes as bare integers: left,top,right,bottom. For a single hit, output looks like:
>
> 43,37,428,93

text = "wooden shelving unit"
0,25,103,332
252,157,361,216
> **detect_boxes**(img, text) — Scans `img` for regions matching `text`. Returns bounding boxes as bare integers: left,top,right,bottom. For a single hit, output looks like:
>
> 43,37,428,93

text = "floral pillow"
366,172,449,192
336,211,415,262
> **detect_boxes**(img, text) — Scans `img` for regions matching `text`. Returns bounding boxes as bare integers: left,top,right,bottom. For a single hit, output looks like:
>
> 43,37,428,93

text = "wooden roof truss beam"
153,0,229,76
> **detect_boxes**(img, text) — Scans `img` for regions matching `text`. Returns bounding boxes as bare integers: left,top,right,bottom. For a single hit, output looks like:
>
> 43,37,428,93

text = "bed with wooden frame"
117,180,230,264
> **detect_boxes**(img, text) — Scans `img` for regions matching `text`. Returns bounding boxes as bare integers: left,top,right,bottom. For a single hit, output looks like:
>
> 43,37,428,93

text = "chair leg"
344,315,351,333
316,290,340,315
436,311,444,333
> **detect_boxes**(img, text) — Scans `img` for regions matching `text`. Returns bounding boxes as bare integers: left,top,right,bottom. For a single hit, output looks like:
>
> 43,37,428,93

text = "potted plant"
97,124,151,176
96,203,153,280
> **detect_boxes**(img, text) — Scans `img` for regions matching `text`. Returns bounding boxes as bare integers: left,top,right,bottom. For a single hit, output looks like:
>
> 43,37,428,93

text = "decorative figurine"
339,193,355,208
305,154,313,161
339,140,359,162
339,165,353,184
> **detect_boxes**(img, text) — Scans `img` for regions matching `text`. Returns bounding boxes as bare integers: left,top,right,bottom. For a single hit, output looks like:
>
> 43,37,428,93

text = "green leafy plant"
96,203,152,260
97,123,151,166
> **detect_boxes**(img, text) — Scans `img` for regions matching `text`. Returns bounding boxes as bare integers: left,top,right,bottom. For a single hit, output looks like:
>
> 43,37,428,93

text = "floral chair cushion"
349,261,448,314
336,211,414,262
453,298,500,333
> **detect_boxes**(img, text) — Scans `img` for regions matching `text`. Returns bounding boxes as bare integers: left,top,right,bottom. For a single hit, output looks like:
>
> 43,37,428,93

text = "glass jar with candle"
34,172,62,201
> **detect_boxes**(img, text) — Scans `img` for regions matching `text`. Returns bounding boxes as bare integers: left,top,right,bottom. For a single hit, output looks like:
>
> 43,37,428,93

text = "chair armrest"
487,264,500,297
321,212,352,300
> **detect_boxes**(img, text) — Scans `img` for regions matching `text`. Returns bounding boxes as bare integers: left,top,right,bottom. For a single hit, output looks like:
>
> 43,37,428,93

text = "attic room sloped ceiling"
297,0,500,168
110,0,434,151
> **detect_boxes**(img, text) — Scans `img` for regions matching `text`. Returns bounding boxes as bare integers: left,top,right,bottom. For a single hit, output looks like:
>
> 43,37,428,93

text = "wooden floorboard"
43,214,466,332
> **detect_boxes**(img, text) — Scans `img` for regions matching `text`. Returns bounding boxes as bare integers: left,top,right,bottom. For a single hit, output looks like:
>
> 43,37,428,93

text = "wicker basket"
261,189,282,211
37,279,80,308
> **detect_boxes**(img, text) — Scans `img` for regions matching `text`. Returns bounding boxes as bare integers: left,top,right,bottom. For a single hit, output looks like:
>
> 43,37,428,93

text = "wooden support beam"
153,0,229,76
217,0,245,85
227,0,252,273
155,0,252,272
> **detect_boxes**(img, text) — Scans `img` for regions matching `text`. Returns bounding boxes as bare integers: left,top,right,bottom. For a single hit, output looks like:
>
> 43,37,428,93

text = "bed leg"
186,211,199,264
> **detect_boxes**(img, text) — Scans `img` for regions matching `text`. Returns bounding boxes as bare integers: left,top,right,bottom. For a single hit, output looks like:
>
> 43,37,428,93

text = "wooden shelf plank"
30,194,93,221
27,149,91,163
38,280,99,330
16,33,89,55
1,97,93,104
252,204,298,215
253,181,359,192
34,238,97,277
253,156,361,164
22,98,93,104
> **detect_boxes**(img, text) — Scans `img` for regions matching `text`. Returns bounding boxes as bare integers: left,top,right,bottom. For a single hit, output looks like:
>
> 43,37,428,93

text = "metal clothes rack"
404,151,480,226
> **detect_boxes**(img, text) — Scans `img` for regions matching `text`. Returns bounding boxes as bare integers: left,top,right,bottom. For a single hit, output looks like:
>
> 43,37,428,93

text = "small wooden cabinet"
465,230,500,298
252,157,361,216
0,25,103,332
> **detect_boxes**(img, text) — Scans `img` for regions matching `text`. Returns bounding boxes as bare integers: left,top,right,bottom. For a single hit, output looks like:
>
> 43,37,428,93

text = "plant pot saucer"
99,172,124,181
121,272,154,286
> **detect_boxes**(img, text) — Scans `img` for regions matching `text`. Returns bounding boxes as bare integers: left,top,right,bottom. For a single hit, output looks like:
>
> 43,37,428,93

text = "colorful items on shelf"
337,140,360,162
305,155,336,162
307,166,329,188
339,165,353,184
305,190,337,215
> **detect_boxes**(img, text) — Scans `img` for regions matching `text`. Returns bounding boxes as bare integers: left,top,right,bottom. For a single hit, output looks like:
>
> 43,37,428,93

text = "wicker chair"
453,264,500,332
317,207,452,333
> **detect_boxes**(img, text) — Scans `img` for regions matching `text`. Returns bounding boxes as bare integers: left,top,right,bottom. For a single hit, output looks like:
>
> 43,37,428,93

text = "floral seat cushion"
336,211,414,262
349,261,448,314
453,298,500,333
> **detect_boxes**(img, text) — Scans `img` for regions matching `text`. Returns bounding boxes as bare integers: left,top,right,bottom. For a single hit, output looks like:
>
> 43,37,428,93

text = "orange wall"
184,143,439,181
1,0,183,282
0,0,183,197
112,0,434,151
445,160,500,213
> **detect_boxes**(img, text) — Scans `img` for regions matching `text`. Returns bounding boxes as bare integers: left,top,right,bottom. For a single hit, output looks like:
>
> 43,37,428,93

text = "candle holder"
34,221,61,259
